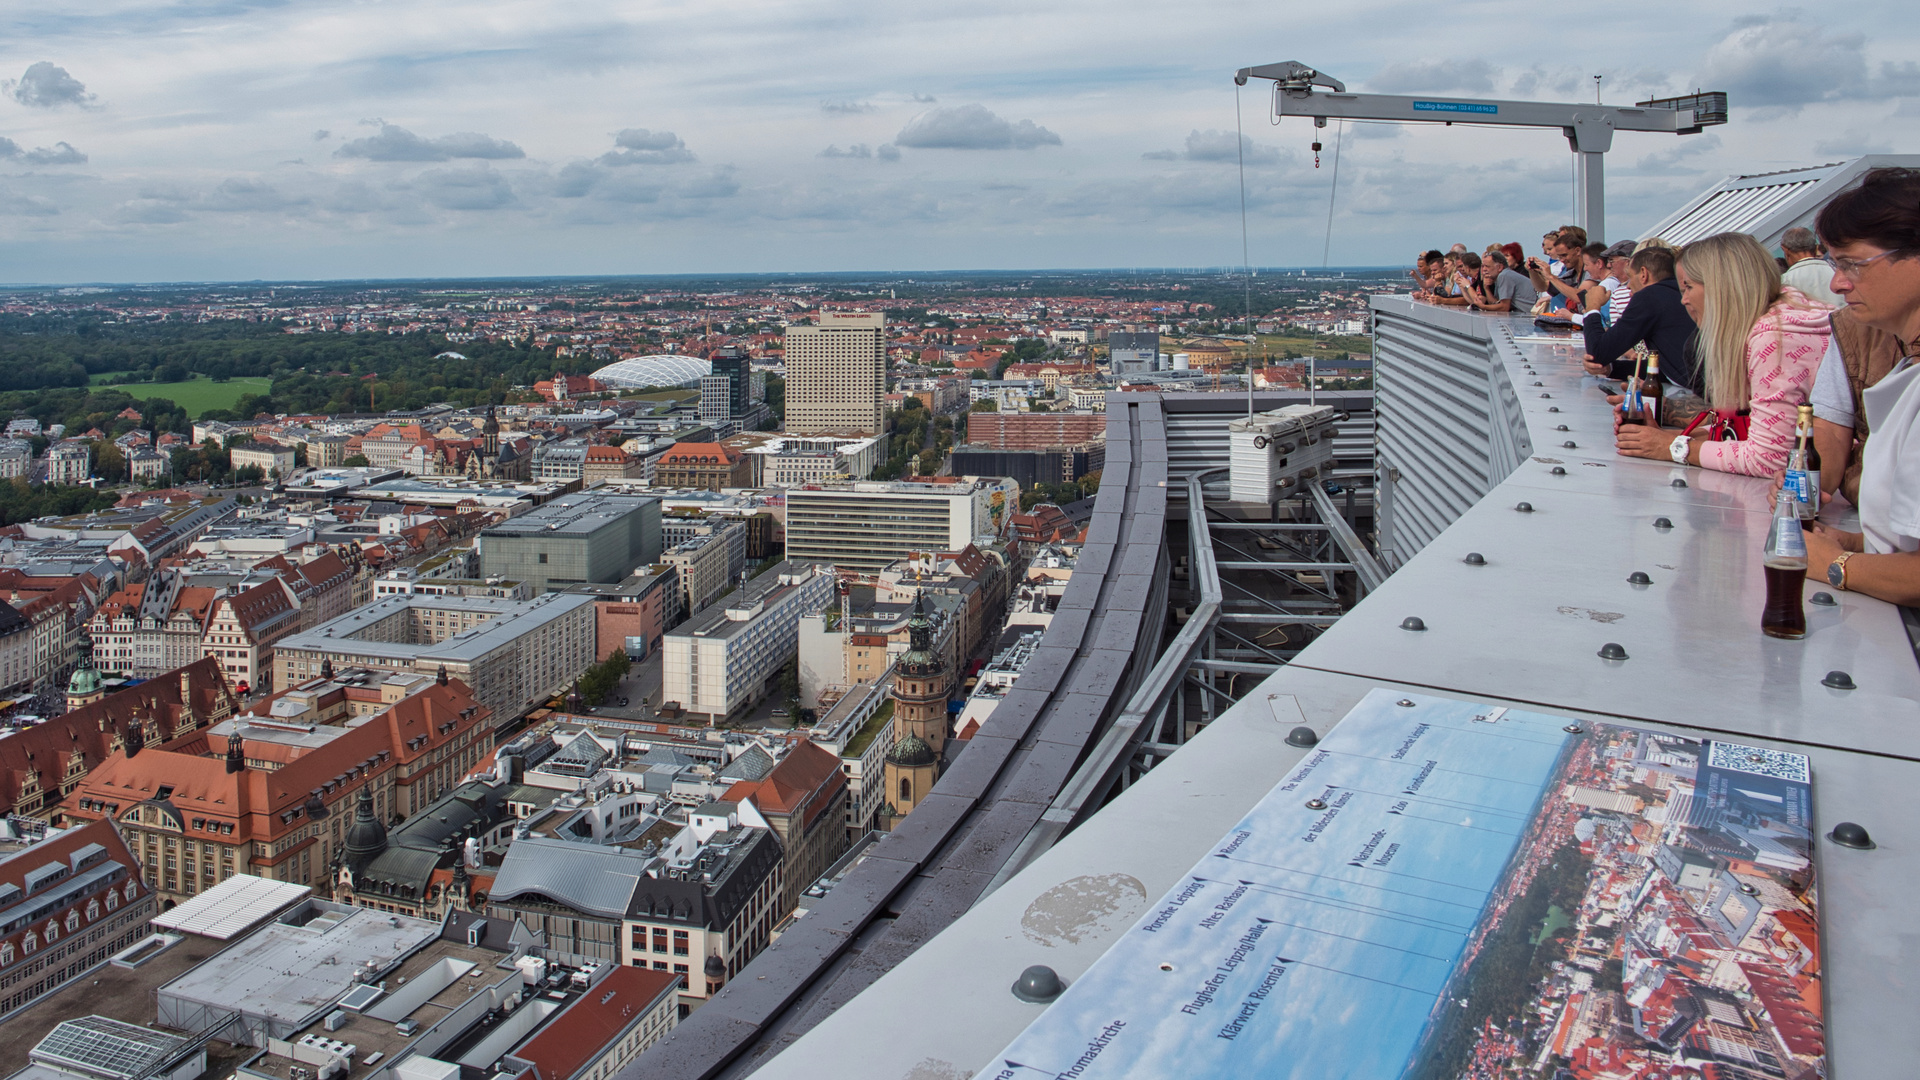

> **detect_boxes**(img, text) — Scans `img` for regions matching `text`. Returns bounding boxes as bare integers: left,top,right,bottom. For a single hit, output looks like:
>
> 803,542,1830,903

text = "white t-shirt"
1809,336,1853,427
1857,359,1920,554
1782,258,1842,308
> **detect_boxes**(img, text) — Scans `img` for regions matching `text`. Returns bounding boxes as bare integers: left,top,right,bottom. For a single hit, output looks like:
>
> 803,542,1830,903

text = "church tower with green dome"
66,630,105,712
883,592,949,824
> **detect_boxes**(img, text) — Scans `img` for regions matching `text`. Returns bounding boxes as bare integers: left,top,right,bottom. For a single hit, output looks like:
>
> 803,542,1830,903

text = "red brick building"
963,411,1107,450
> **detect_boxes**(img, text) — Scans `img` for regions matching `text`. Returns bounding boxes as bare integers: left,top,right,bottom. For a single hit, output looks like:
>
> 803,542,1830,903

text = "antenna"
1593,74,1603,104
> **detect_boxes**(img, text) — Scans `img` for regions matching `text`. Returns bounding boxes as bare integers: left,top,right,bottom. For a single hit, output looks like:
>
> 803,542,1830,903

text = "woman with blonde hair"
1614,231,1833,474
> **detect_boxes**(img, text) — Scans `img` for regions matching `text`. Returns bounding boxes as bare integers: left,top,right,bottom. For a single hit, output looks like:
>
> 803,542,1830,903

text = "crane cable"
1234,79,1254,417
1322,120,1345,268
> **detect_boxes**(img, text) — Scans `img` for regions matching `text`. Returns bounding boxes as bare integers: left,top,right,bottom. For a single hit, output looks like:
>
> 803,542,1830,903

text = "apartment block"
783,478,1018,573
661,563,834,724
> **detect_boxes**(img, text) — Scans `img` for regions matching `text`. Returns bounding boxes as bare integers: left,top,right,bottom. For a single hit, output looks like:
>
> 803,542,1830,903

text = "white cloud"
410,166,516,210
598,129,694,166
1144,129,1280,164
0,138,88,165
5,62,97,109
895,104,1060,150
201,177,306,212
335,123,524,162
1696,13,1920,110
1368,59,1498,95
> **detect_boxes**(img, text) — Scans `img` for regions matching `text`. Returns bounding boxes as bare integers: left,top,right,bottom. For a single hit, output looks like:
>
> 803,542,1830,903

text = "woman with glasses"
1796,168,1920,605
1613,231,1832,474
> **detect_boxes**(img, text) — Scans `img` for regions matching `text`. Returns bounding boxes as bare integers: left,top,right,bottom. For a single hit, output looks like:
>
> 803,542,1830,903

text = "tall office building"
784,312,885,435
708,345,753,420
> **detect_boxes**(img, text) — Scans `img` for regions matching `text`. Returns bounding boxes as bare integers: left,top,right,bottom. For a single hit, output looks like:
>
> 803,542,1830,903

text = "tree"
576,649,632,708
969,399,998,413
778,658,801,719
342,454,370,467
92,442,128,483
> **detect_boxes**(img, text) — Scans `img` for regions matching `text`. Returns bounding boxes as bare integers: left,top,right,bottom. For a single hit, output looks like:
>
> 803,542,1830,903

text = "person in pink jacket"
1615,231,1833,474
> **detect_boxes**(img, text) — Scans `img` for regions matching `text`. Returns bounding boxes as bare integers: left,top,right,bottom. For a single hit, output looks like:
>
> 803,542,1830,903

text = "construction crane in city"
1234,60,1728,241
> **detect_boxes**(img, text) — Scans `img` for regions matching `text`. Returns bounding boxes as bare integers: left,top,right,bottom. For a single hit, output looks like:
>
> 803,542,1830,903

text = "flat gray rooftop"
158,903,441,1029
482,492,658,539
278,592,594,663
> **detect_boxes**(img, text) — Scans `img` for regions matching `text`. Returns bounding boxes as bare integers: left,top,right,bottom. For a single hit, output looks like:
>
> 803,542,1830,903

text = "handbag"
1680,408,1750,442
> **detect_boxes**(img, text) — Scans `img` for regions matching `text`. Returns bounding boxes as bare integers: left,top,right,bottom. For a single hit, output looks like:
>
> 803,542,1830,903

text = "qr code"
1708,741,1810,784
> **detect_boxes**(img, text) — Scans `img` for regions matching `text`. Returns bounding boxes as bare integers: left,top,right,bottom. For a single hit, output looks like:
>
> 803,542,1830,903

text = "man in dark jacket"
1581,247,1699,394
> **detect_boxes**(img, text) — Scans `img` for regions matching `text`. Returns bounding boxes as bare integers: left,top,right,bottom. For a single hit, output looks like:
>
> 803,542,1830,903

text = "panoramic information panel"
984,689,1822,1079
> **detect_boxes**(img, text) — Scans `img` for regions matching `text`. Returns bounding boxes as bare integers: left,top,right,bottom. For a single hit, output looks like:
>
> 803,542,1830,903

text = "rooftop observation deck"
655,297,1919,1079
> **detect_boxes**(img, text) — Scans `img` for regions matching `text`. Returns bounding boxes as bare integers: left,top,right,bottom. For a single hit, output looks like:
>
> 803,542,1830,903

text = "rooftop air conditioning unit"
1227,405,1339,504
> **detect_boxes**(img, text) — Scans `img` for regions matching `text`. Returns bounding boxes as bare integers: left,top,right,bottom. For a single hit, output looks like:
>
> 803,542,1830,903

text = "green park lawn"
87,374,274,417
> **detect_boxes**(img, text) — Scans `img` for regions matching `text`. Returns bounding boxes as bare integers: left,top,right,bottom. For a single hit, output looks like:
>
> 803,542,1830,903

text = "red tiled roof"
657,443,740,466
0,658,238,816
509,966,679,1080
0,818,150,966
726,742,846,830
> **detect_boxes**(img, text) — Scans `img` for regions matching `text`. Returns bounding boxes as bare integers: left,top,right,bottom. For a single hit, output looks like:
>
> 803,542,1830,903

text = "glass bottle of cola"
1761,478,1808,640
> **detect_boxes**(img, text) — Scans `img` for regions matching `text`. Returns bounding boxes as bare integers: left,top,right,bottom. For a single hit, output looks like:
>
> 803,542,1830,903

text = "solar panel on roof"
32,1016,190,1080
150,874,310,939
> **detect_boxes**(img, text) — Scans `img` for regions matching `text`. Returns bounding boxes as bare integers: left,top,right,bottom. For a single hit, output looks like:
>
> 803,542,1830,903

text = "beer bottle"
1640,351,1662,427
1761,481,1808,640
1619,347,1650,427
1798,403,1821,519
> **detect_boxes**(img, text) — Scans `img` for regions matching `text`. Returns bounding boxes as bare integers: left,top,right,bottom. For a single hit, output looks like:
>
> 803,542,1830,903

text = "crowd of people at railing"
1410,167,1920,606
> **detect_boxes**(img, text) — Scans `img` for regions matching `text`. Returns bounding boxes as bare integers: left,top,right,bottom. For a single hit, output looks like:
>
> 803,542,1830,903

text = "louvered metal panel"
1640,156,1920,251
1370,299,1532,564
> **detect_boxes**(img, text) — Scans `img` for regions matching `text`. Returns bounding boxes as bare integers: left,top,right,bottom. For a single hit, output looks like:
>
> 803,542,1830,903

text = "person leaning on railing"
1613,232,1831,474
1464,251,1540,313
1792,167,1920,605
1581,246,1701,395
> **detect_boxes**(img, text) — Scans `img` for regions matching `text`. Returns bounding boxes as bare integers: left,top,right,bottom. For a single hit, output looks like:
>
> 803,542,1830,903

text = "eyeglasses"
1823,250,1898,278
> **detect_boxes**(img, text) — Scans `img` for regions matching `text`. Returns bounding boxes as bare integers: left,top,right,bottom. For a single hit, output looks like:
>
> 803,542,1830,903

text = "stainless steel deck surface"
732,299,1918,1080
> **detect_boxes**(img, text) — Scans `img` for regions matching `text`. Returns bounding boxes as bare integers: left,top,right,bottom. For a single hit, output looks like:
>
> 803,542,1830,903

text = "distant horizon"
0,266,1410,291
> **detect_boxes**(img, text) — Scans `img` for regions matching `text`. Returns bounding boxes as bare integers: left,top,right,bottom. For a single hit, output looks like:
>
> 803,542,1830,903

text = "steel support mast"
1235,61,1727,241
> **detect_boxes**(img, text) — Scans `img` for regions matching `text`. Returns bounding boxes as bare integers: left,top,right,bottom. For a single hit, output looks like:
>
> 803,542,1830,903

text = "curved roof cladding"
625,398,1174,1080
592,354,714,389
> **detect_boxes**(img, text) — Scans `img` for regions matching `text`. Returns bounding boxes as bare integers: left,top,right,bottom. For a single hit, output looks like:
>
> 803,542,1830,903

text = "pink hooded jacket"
1697,288,1833,477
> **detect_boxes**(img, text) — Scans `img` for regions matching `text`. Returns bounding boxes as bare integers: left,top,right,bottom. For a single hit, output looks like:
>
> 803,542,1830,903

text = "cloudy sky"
1,2,1916,282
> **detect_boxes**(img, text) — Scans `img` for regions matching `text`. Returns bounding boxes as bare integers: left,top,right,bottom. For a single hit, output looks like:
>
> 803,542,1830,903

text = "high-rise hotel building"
784,312,885,436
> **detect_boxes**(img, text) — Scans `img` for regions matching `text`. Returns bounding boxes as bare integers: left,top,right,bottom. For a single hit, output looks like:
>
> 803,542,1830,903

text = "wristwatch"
1828,550,1855,590
1668,435,1691,464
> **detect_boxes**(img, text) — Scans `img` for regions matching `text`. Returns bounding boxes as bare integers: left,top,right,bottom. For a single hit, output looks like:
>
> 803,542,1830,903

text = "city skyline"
2,3,1918,282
